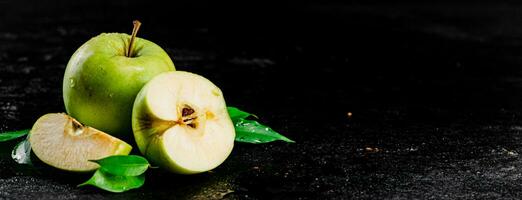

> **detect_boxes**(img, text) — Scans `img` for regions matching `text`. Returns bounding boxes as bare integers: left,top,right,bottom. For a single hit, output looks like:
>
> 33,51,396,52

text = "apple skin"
63,33,175,138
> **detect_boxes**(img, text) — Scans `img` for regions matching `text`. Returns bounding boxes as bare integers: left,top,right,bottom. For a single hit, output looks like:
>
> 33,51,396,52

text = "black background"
2,0,522,199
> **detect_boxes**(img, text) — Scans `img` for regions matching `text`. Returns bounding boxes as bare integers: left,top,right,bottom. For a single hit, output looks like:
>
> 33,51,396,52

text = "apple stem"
127,20,142,57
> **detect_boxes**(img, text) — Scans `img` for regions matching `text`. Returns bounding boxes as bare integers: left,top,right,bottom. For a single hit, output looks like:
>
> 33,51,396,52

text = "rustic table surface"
2,1,522,199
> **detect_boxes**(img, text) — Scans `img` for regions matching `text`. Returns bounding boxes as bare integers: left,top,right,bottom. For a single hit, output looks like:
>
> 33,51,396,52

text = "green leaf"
91,155,149,176
228,106,295,144
227,107,254,121
234,118,295,144
78,169,145,193
0,129,29,142
11,136,32,165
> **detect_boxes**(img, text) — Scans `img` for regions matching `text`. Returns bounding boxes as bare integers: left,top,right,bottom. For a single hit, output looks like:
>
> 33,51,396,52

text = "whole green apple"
63,21,175,138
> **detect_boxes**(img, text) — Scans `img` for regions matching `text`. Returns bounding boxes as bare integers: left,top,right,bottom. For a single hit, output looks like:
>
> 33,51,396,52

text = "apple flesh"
29,113,132,172
63,32,175,138
132,71,235,174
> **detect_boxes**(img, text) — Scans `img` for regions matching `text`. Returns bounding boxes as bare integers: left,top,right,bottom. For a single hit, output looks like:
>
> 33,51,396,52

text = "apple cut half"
29,113,132,172
132,71,235,174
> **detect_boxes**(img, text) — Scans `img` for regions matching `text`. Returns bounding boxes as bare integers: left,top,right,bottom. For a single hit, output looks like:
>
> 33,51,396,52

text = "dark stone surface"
3,1,522,199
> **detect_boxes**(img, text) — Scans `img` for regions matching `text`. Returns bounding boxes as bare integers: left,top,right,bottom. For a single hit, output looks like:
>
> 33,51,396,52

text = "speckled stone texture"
3,1,522,199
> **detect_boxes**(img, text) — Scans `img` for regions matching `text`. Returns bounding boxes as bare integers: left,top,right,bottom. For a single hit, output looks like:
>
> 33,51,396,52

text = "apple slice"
132,71,235,174
29,113,132,172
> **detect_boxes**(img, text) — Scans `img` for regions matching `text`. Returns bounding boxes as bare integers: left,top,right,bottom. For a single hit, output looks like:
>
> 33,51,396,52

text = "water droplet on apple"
69,78,75,88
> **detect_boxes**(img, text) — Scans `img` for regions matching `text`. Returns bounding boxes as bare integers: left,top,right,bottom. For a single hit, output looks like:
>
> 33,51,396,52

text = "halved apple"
29,113,132,172
132,71,235,174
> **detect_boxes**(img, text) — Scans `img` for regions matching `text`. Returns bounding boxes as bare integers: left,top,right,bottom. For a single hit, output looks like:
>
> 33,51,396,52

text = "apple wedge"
29,113,132,172
132,71,235,174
